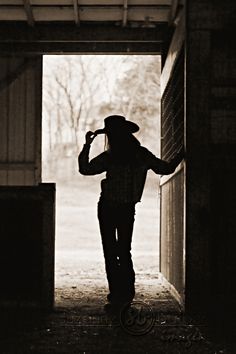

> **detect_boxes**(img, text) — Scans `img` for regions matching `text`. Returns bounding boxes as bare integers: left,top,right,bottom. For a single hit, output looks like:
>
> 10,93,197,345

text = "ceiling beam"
23,0,34,26
0,1,172,5
0,6,170,22
73,0,80,26
0,23,167,42
0,41,162,54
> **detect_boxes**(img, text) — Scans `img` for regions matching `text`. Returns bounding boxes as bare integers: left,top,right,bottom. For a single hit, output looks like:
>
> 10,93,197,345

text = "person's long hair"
105,130,140,164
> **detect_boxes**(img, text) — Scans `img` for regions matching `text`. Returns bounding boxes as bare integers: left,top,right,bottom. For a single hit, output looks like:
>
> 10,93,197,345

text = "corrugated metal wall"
0,56,42,185
160,32,185,302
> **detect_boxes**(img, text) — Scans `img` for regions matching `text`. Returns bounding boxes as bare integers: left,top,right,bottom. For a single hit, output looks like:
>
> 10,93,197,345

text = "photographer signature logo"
119,301,155,335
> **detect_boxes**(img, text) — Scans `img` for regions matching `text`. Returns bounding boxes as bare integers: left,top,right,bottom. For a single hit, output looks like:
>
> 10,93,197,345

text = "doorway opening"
42,54,173,308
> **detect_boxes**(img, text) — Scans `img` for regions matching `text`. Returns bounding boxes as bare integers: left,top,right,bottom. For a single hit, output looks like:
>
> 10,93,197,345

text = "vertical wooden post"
185,2,236,328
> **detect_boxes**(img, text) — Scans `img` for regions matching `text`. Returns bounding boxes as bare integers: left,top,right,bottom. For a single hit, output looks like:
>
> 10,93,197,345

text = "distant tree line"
43,55,161,180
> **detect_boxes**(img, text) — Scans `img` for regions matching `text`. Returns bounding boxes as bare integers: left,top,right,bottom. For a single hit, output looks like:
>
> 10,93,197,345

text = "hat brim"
95,120,139,135
94,128,106,135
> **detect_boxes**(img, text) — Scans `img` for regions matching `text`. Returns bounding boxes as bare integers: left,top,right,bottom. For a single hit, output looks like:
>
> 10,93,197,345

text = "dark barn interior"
0,1,236,353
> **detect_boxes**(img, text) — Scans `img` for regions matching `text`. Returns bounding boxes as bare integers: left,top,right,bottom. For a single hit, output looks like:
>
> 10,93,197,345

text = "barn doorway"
42,54,165,307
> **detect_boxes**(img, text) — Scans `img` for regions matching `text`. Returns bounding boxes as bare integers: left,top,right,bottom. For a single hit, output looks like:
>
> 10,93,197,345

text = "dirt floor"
0,277,229,354
0,176,231,353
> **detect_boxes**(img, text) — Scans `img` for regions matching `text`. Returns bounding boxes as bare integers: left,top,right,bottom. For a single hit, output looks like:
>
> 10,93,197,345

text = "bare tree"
43,56,105,155
43,55,161,180
99,56,161,152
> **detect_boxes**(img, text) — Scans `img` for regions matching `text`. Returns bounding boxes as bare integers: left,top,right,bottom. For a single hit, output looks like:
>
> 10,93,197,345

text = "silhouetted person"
78,115,184,308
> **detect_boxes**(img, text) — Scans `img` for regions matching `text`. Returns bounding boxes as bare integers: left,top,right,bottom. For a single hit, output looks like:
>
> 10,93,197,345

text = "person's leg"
116,203,136,302
97,200,120,301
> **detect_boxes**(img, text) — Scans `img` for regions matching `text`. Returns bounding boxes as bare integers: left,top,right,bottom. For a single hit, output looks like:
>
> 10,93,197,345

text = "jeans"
97,198,136,302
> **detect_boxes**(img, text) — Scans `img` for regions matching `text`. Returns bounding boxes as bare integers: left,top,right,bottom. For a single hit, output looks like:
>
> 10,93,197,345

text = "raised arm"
78,131,107,175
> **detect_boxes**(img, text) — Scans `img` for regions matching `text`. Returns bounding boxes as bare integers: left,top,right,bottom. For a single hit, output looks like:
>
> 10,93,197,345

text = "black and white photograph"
0,1,235,353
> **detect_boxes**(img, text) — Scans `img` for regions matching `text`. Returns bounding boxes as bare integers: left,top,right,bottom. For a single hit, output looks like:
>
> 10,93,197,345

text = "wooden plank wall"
0,56,42,185
160,11,185,304
160,168,184,299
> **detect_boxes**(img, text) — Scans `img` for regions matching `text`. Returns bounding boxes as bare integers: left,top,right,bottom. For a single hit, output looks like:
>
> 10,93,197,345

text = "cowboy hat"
95,115,139,135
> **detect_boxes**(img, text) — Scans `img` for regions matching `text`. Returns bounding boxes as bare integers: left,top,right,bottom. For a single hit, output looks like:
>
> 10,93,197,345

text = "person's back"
79,129,183,205
78,115,184,310
98,144,156,205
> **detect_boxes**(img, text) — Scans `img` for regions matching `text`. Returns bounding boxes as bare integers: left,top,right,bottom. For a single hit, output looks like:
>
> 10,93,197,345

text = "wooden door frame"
159,9,186,307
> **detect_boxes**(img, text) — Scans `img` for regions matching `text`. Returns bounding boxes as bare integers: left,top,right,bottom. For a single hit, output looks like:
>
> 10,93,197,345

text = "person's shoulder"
135,146,154,163
100,150,109,155
101,150,111,161
93,150,109,160
138,146,152,156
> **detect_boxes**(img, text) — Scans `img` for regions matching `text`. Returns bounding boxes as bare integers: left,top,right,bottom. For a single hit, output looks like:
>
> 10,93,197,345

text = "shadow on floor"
0,276,231,354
